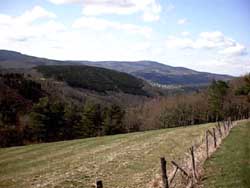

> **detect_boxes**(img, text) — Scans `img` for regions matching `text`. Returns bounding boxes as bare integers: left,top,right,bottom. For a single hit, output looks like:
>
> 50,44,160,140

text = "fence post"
212,128,217,148
160,157,169,188
229,120,231,130
223,121,227,134
229,117,232,127
206,131,209,158
190,146,198,181
217,123,222,138
96,180,103,188
227,121,229,133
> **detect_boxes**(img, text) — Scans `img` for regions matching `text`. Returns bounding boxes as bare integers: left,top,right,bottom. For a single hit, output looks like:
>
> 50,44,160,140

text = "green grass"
0,123,216,188
202,121,250,188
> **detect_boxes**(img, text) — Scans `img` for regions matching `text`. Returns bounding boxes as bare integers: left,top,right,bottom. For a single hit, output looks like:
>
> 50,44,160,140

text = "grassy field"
0,123,216,188
202,121,250,188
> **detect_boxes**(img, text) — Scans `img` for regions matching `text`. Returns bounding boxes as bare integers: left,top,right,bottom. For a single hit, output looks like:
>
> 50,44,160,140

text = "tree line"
124,76,250,131
0,73,250,147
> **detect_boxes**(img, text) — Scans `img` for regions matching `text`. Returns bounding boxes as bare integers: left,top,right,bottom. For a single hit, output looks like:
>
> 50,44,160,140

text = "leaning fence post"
96,180,103,188
206,131,209,158
190,146,198,181
160,157,169,188
212,128,217,148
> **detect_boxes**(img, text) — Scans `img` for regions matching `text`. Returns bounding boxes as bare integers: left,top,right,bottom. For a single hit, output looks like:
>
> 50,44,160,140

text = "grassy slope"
0,123,216,188
202,121,250,188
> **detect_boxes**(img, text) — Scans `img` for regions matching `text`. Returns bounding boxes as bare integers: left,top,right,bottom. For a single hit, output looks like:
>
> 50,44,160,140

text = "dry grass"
0,123,217,188
149,120,236,188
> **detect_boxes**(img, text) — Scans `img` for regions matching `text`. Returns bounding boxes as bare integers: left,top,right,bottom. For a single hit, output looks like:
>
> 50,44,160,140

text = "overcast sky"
0,0,249,76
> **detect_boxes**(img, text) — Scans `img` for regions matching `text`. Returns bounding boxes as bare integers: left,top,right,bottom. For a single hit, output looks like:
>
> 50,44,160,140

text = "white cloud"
0,6,65,49
48,0,81,4
193,58,250,76
0,6,153,62
0,6,62,44
165,4,175,12
199,31,223,41
219,43,247,56
133,42,151,51
142,1,161,22
166,31,247,56
177,18,188,25
72,17,152,38
0,6,56,27
0,14,12,25
17,6,56,24
166,36,194,49
48,0,162,22
181,31,190,36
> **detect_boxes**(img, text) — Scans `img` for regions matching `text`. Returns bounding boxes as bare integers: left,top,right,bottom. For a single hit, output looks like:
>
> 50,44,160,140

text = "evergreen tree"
103,104,125,135
208,80,229,121
30,97,66,142
81,103,103,137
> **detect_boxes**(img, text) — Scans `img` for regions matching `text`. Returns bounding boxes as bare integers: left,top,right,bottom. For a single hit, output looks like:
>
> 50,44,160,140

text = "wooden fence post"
160,157,169,188
206,131,209,158
227,121,229,132
223,121,227,134
212,128,217,148
229,120,231,130
229,117,232,127
96,180,103,188
217,123,222,138
190,146,198,180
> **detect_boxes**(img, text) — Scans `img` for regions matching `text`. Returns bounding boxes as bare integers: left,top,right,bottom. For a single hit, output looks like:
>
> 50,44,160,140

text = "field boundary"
95,118,245,188
150,118,239,188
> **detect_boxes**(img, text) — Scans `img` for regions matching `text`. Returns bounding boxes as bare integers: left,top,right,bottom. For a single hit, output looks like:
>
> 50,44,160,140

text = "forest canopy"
36,65,147,95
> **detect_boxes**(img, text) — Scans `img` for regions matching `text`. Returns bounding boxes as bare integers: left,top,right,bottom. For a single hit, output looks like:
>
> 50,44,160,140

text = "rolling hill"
0,50,79,69
0,122,216,188
36,65,147,95
0,50,233,86
79,60,233,86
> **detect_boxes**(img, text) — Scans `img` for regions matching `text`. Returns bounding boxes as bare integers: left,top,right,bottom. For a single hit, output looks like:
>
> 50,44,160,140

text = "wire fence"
94,118,242,188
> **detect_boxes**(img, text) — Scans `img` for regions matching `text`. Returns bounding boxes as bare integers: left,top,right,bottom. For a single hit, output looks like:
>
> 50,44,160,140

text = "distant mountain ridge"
78,60,233,86
0,50,233,86
0,50,80,69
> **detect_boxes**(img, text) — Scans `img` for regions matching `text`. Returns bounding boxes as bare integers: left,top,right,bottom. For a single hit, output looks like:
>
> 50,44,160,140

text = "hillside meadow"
0,122,216,188
202,121,250,188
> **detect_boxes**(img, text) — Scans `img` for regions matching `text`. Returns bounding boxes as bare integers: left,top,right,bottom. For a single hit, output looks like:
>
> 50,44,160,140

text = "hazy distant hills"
0,50,233,86
79,60,233,86
0,50,80,69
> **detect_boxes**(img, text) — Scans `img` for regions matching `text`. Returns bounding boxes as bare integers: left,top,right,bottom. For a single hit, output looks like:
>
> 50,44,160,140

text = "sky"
0,0,249,76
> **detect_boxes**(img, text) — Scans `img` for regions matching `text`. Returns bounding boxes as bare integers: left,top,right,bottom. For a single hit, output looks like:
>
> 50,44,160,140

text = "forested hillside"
36,65,147,95
0,50,232,87
79,60,233,86
124,75,250,130
0,70,249,147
